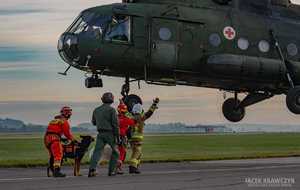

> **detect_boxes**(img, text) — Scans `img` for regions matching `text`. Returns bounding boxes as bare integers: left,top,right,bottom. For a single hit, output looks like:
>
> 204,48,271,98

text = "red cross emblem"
223,26,236,40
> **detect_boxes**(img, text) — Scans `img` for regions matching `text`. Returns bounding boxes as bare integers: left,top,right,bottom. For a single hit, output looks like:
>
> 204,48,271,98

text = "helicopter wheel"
123,94,142,112
286,86,300,114
222,98,245,122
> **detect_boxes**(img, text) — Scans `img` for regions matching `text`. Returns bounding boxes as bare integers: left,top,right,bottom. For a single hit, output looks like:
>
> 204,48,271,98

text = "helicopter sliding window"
271,0,290,7
105,15,131,43
212,0,232,5
239,0,270,15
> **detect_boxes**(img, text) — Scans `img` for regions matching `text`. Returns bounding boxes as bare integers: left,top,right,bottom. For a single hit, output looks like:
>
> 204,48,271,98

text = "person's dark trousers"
89,132,119,174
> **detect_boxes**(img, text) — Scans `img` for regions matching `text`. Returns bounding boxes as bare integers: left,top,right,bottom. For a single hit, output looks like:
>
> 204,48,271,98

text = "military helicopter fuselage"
58,0,300,122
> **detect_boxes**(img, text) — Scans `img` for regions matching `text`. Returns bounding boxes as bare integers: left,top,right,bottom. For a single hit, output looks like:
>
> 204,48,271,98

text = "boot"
116,160,124,175
129,165,135,173
53,167,66,177
129,166,141,174
108,171,117,176
116,167,124,175
88,169,97,177
47,166,54,177
134,167,141,174
47,157,54,177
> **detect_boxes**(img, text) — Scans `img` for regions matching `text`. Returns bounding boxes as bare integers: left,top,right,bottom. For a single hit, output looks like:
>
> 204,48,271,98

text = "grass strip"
0,133,300,167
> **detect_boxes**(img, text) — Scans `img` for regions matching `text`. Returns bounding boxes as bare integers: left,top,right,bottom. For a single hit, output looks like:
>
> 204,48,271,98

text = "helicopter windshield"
68,12,94,34
67,12,111,35
105,15,131,43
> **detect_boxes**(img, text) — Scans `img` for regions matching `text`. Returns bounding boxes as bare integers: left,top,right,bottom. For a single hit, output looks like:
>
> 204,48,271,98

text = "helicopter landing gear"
222,98,245,123
121,76,143,112
85,74,103,88
121,77,130,97
222,93,245,122
286,86,300,114
222,92,273,122
270,30,300,114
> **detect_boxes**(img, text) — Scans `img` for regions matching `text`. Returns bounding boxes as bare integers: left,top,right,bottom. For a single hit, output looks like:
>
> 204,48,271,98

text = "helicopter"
57,0,300,122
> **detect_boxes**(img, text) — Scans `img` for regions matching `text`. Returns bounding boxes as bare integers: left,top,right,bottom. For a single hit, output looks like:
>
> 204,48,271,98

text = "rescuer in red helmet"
44,106,76,177
116,99,136,174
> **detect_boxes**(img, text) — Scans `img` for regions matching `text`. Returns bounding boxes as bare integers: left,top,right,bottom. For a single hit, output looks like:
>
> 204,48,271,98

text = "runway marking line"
146,164,300,175
0,164,299,183
0,176,77,182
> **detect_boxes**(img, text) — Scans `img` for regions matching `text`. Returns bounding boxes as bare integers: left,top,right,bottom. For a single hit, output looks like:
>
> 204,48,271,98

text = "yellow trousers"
129,142,142,168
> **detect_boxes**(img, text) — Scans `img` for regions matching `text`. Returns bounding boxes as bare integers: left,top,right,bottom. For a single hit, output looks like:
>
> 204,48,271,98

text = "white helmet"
132,103,143,114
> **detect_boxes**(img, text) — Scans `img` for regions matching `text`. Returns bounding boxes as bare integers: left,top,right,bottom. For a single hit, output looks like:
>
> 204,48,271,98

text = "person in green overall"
128,97,159,174
88,92,119,177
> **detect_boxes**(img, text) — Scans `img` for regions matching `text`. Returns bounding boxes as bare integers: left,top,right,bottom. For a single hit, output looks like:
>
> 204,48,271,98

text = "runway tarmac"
0,157,299,190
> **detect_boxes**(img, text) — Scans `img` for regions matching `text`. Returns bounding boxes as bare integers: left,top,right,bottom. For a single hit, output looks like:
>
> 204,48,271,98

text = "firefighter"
116,99,135,174
128,98,159,174
44,106,76,177
88,92,120,177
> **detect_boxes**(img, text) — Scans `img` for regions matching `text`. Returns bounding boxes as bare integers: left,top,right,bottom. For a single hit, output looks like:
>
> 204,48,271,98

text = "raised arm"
143,98,159,121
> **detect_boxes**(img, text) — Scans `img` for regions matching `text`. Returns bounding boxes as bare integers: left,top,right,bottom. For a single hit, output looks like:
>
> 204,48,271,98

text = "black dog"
47,135,94,177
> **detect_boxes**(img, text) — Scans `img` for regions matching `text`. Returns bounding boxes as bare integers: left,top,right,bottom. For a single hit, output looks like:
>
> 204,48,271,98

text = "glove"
152,97,160,109
153,97,160,104
116,136,121,145
61,137,68,144
72,139,79,145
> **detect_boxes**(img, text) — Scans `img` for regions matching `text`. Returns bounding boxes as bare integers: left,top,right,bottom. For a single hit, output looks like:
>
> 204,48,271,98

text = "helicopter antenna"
58,65,71,76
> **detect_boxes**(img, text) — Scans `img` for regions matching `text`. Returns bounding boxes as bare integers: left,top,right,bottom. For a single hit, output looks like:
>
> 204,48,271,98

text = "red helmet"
118,103,128,114
60,106,72,118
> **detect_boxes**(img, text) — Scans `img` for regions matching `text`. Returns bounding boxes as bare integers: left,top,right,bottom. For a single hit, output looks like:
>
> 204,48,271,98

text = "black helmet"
101,92,114,104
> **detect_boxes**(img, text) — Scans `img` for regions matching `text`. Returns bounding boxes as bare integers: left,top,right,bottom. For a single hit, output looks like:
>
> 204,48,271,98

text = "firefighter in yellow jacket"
128,97,159,174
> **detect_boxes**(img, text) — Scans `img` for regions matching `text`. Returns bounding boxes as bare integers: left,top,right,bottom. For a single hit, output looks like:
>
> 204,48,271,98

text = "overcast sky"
1,0,300,125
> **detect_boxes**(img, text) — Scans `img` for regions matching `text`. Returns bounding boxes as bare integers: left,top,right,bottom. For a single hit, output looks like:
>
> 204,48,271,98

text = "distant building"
144,123,233,134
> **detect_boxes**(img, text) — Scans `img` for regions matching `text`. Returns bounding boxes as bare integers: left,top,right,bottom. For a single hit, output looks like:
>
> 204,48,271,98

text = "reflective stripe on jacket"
45,116,74,140
130,104,157,142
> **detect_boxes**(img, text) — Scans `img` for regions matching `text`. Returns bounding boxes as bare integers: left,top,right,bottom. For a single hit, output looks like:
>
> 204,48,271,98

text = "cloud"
0,9,49,16
0,63,37,69
0,101,101,125
1,96,300,126
0,46,62,80
0,47,40,62
0,46,61,65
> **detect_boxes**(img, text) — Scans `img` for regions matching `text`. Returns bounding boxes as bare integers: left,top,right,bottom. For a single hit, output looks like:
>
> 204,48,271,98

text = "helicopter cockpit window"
68,12,95,34
105,15,131,43
239,0,270,15
82,15,112,36
67,12,112,38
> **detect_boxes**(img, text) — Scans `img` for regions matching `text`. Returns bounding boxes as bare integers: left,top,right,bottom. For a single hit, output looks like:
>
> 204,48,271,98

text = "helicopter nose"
57,33,79,64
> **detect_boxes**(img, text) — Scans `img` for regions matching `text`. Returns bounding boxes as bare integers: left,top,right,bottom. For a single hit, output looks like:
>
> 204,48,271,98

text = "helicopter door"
177,21,204,72
149,18,177,83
